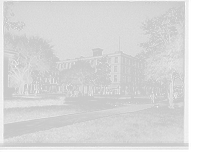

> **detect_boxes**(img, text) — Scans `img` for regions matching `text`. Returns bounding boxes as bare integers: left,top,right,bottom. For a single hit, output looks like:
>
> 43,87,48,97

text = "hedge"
4,96,65,108
93,95,131,99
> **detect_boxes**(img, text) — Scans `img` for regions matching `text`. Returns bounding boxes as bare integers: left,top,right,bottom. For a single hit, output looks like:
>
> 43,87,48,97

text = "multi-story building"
29,48,152,95
4,50,17,97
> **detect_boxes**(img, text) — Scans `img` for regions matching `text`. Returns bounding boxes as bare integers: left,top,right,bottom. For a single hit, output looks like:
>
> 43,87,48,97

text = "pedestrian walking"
174,91,178,101
150,91,155,104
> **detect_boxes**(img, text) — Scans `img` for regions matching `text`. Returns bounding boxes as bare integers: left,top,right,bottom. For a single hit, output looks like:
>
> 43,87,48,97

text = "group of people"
65,89,93,97
66,89,79,97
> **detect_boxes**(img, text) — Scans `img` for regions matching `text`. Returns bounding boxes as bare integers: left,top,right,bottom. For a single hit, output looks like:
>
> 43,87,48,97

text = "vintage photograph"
3,1,187,147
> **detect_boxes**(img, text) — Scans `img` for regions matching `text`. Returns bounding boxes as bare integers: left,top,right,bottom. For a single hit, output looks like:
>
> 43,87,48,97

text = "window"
114,66,117,72
108,57,111,64
114,75,118,82
139,79,142,84
115,57,118,63
57,77,59,83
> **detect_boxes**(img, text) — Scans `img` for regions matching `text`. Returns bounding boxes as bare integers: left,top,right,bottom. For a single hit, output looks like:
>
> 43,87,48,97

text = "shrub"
4,96,65,108
93,95,131,99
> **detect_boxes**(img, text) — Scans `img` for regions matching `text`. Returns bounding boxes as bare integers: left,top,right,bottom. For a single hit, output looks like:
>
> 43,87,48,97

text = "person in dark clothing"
66,89,69,97
91,89,94,96
34,88,37,96
150,92,155,104
174,91,178,101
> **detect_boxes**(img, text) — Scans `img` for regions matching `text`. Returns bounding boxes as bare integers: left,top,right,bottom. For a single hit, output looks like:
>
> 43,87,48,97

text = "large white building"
29,48,156,95
3,50,17,98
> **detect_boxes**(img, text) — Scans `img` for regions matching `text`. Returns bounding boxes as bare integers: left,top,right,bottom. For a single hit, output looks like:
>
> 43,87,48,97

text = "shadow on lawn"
174,102,184,108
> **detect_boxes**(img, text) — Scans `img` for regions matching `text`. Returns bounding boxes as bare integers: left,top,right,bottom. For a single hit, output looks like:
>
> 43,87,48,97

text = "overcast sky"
9,1,184,60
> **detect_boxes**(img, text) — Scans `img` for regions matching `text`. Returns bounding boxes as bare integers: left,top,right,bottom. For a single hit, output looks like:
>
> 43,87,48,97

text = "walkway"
4,104,153,139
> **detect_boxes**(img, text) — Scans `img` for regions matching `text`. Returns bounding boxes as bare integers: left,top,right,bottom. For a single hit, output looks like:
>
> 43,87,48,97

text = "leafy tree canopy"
140,6,185,82
5,34,59,94
4,1,25,32
60,60,95,86
94,57,111,86
140,6,185,108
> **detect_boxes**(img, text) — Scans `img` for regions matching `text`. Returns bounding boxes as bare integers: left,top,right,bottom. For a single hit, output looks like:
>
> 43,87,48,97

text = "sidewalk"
4,101,168,139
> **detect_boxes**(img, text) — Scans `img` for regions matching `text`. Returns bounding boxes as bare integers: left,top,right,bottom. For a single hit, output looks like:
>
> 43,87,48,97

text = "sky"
9,1,184,60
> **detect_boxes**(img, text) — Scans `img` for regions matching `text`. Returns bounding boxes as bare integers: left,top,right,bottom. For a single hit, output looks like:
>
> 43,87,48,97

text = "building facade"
3,50,16,98
29,48,156,95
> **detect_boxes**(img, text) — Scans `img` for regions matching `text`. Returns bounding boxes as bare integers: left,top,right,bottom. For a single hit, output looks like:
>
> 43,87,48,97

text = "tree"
5,35,58,95
4,1,25,32
140,6,185,108
96,57,111,95
60,60,95,96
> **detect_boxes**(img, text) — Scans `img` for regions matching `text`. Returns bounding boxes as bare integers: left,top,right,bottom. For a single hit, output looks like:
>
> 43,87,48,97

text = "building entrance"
113,88,119,95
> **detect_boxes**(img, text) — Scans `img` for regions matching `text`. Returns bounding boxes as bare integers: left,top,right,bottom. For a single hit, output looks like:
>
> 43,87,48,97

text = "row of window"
114,75,143,84
123,58,143,68
31,84,67,91
45,77,60,83
57,57,145,70
121,66,131,74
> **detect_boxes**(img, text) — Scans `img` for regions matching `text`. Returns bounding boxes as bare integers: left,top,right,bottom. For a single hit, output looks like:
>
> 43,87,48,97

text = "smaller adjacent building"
3,50,17,98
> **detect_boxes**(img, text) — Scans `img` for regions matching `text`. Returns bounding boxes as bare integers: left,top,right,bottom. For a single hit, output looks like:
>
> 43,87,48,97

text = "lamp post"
131,59,135,98
151,80,155,92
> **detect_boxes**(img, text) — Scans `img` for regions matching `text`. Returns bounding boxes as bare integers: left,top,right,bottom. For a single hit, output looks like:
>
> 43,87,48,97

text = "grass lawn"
4,105,184,144
4,96,166,124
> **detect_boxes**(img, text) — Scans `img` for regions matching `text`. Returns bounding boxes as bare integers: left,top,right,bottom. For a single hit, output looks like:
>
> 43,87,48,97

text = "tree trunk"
182,78,185,98
82,85,85,96
100,84,102,95
132,86,135,98
18,82,25,95
25,83,29,95
168,74,174,109
35,80,37,96
39,77,41,94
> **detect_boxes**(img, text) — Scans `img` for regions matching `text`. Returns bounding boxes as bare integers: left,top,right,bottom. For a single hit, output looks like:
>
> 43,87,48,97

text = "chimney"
92,48,103,57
